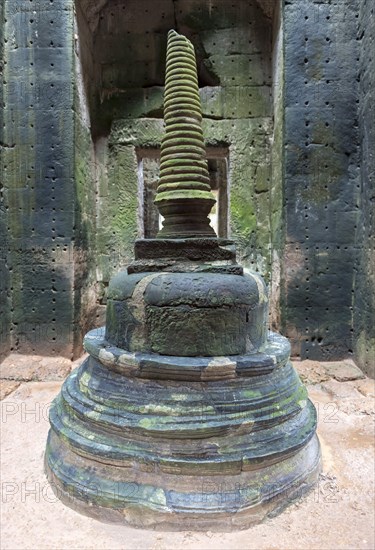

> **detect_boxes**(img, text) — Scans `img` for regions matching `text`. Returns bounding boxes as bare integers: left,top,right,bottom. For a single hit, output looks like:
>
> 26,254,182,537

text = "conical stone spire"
155,30,216,238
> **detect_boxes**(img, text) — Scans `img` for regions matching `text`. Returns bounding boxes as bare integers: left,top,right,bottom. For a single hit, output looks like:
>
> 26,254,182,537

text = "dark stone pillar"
281,0,361,360
1,0,76,357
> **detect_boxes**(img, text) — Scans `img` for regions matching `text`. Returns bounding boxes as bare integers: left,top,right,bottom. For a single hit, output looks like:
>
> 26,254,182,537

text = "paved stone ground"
0,358,374,550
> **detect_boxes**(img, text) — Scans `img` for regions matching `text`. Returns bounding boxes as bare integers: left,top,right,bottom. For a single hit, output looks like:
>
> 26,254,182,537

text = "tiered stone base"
45,329,321,530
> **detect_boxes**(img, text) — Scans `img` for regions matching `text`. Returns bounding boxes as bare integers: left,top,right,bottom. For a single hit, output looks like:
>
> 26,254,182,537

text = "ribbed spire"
154,30,216,239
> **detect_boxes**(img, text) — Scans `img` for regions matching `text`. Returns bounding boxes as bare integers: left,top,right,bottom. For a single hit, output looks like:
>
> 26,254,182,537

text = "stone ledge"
83,328,290,381
294,359,365,386
0,354,72,382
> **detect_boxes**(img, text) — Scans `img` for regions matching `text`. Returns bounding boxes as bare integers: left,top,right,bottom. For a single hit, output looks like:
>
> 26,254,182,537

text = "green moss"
155,30,215,239
230,192,257,241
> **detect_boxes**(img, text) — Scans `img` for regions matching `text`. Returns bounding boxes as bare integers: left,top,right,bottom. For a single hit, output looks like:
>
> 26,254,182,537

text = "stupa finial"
154,29,216,238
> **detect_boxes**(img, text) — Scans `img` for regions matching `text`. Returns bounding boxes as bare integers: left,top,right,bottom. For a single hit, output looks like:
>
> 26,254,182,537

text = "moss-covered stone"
155,30,216,237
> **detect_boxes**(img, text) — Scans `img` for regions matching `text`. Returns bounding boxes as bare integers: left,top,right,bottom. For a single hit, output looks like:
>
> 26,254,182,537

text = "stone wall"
0,0,374,372
281,0,362,360
1,0,77,358
269,2,283,330
0,0,9,361
0,1,100,359
354,0,375,377
73,6,100,351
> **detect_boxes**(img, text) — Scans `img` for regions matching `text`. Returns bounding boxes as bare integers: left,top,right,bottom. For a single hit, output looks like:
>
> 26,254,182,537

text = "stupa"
45,30,321,530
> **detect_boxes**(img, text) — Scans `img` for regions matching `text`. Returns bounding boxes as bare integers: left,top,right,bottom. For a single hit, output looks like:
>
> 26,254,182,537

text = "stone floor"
0,357,374,550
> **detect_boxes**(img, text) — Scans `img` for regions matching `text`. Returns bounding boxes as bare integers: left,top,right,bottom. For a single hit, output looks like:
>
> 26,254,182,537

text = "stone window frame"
136,146,230,239
108,116,274,275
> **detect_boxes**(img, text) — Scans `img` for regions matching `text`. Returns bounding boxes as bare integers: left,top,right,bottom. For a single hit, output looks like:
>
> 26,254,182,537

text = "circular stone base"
45,434,320,531
45,334,321,530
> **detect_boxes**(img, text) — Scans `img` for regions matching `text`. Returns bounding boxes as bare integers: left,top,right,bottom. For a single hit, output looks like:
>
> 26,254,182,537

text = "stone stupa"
45,29,321,531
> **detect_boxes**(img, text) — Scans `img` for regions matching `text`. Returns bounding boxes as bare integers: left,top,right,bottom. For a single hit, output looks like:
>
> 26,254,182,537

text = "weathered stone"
106,271,151,301
104,270,268,356
46,332,320,528
0,380,21,401
0,0,371,472
209,54,271,87
154,30,216,238
294,360,331,385
103,87,164,119
200,26,271,57
45,26,320,530
0,354,72,382
1,0,80,358
280,0,371,364
134,237,236,262
143,272,260,308
355,378,375,398
128,259,244,275
82,328,289,382
200,86,272,119
321,379,364,400
323,361,365,382
353,0,375,378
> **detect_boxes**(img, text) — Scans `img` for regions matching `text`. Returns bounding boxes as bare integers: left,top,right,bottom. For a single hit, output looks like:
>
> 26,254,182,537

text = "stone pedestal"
45,238,321,530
